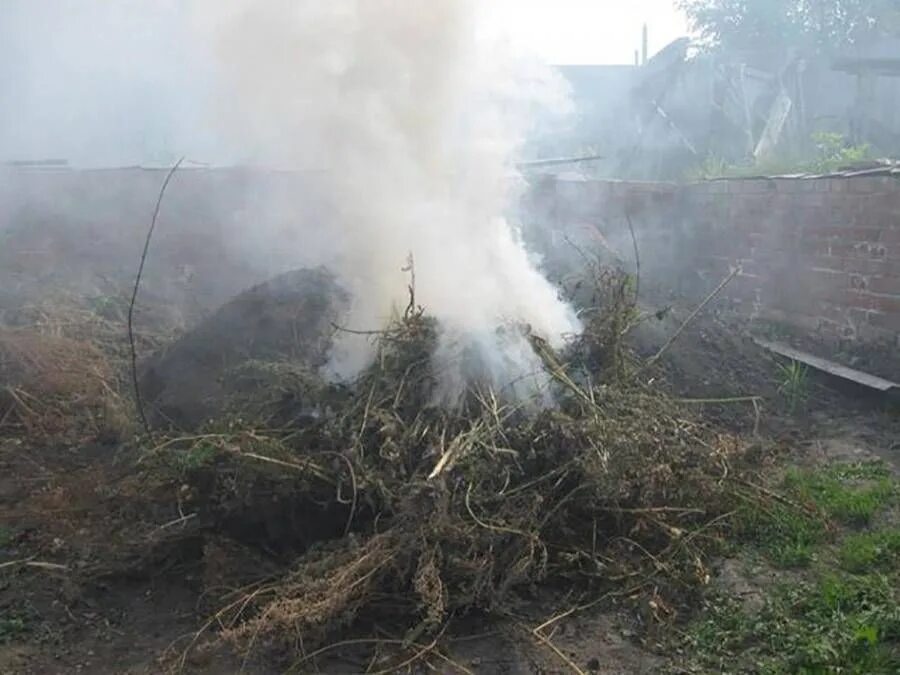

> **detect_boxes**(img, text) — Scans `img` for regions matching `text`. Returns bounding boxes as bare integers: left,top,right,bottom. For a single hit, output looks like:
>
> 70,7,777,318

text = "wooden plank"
754,338,900,393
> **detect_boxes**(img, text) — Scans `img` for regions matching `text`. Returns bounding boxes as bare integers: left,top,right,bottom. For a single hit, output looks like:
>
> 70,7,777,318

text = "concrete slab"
754,338,900,394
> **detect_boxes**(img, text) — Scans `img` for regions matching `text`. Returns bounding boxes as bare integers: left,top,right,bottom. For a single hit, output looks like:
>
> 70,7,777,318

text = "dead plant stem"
129,157,184,437
640,265,741,374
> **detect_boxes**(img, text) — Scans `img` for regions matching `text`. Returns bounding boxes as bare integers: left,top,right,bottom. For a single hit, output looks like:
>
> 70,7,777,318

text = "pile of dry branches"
141,287,756,671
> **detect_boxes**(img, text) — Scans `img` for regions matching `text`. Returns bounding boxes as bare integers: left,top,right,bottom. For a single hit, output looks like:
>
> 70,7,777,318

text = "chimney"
642,23,648,64
634,49,640,66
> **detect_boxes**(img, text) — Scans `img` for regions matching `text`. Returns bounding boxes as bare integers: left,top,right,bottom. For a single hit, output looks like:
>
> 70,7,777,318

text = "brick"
728,277,763,298
849,273,870,291
767,289,806,314
750,240,792,258
857,208,892,229
800,193,829,208
815,302,866,337
799,254,846,271
825,203,858,226
882,227,900,244
772,179,799,192
555,179,586,204
816,301,849,322
830,179,849,192
848,177,882,193
843,258,889,275
798,237,832,256
809,267,850,289
749,179,777,193
867,275,900,296
858,191,900,211
840,241,887,259
747,232,771,247
807,226,881,241
868,310,900,332
869,295,900,314
845,291,900,314
831,241,861,258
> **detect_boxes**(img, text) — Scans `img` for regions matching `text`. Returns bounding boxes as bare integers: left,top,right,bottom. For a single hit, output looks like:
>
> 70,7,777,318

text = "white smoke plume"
195,0,582,402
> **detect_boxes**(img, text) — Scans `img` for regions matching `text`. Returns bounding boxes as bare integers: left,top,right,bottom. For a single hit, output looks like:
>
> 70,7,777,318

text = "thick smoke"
194,0,581,402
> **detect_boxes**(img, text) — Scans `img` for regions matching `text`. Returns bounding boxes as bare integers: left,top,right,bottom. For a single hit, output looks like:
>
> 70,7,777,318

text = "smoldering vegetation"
3,1,889,673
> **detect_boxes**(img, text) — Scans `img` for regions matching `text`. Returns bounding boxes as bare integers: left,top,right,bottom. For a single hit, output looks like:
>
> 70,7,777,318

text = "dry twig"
129,157,184,437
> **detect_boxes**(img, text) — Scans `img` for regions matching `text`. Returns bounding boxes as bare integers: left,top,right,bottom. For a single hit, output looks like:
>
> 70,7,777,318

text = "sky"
483,0,690,65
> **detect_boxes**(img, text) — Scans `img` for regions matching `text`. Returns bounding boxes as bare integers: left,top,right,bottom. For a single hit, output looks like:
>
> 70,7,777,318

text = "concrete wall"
536,175,900,347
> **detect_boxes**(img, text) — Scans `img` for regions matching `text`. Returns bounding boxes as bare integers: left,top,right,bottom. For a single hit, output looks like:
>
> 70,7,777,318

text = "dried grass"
0,328,129,441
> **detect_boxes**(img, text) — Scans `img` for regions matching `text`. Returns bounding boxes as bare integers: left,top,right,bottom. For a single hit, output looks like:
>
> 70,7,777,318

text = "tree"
679,0,900,56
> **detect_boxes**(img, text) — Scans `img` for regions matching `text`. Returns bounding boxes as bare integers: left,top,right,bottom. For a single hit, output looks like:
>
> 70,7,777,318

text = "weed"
686,463,900,670
0,525,11,548
683,574,900,673
825,462,892,482
732,463,896,567
686,154,731,181
808,132,872,174
777,359,809,414
686,132,872,180
734,500,826,568
785,464,895,526
0,614,27,643
839,529,900,573
176,442,218,473
87,294,126,320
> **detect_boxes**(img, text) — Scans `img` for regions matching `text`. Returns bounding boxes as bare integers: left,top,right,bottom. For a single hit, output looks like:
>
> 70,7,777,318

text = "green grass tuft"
681,462,899,672
839,529,900,573
784,463,895,527
176,442,219,473
735,463,895,568
734,500,826,568
0,614,28,643
684,574,900,673
777,359,809,414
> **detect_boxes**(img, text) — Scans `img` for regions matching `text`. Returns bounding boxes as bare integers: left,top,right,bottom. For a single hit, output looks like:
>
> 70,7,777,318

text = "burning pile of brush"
126,270,758,671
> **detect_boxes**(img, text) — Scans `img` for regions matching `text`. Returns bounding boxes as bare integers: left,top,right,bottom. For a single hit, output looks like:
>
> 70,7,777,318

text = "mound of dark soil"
139,267,350,430
630,310,781,401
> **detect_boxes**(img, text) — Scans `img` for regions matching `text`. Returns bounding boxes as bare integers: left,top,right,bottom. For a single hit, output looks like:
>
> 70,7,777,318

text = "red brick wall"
4,168,897,348
0,166,333,312
536,175,900,346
